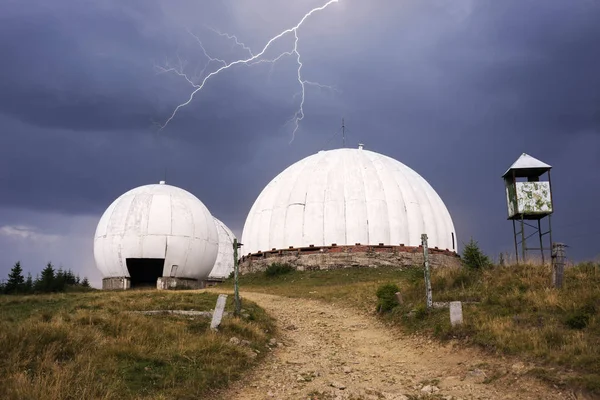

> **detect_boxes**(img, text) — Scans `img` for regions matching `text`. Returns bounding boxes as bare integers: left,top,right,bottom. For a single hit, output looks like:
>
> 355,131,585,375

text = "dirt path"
215,291,574,400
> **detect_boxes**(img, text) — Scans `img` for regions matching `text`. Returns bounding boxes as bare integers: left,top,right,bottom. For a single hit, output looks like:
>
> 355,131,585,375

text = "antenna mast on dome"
341,118,346,147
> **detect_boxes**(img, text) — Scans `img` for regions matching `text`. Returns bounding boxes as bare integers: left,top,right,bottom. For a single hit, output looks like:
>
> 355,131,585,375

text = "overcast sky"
1,0,599,287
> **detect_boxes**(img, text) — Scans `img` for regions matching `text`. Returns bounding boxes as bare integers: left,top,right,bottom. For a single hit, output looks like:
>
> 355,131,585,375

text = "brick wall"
239,245,461,274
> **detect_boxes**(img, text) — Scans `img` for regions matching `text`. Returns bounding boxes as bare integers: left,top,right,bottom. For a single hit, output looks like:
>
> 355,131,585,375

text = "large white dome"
241,147,457,255
208,217,236,280
94,182,219,281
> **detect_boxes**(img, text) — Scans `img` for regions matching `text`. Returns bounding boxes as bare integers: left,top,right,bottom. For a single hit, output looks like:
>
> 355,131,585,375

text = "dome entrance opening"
126,258,165,288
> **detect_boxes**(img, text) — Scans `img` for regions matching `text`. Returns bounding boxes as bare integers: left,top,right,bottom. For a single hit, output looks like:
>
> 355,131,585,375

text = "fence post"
551,242,566,289
422,234,433,309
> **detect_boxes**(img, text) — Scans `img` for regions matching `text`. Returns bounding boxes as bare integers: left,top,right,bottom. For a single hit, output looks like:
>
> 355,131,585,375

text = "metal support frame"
512,215,552,264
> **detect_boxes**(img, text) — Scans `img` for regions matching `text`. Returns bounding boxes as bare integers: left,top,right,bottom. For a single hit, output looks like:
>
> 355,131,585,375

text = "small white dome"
93,182,219,281
241,148,457,254
208,218,236,280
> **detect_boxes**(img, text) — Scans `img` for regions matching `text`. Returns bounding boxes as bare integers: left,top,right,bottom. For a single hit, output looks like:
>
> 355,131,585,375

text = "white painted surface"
210,294,228,330
241,147,457,255
208,218,236,280
93,182,219,280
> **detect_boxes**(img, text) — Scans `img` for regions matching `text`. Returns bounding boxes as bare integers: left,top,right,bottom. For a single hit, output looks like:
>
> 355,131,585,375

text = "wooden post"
233,239,241,317
421,234,433,309
551,242,566,289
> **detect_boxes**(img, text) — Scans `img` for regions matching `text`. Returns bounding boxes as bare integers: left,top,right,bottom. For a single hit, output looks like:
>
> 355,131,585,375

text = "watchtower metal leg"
538,219,545,265
521,216,526,263
513,219,519,265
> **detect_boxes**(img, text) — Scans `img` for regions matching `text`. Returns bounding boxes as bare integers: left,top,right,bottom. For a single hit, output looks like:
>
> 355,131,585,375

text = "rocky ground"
214,292,578,400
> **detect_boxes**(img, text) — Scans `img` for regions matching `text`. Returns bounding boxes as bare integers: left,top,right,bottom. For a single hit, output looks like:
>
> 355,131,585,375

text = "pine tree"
37,262,56,293
24,273,33,294
81,277,90,288
54,267,66,292
6,261,25,294
33,274,40,293
461,238,492,270
65,269,77,285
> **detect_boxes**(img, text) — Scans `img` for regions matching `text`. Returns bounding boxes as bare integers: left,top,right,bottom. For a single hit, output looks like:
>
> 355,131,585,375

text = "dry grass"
0,290,275,400
224,262,600,395
390,262,600,394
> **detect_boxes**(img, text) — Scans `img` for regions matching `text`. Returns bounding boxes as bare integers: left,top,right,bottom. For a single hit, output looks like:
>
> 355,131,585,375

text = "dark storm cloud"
438,1,600,137
0,0,171,131
1,0,600,279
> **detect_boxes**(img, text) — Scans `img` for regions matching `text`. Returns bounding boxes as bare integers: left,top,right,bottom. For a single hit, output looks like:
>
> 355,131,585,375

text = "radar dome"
241,147,457,255
208,217,236,281
94,181,219,289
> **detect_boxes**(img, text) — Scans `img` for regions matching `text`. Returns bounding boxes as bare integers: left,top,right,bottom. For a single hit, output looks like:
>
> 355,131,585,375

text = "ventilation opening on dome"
126,258,164,288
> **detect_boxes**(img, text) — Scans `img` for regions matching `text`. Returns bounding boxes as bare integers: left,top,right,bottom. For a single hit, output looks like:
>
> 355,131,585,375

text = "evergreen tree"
81,277,90,288
462,238,492,270
32,274,40,293
65,269,77,286
6,261,25,294
24,273,33,294
36,262,56,293
54,267,66,292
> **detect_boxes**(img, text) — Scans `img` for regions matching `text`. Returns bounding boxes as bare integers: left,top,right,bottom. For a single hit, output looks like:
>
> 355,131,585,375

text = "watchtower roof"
502,153,552,178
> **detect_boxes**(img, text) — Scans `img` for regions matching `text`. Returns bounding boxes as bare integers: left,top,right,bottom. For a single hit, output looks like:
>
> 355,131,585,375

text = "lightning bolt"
158,0,340,142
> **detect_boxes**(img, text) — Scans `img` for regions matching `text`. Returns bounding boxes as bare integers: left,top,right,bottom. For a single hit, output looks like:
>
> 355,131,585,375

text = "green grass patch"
0,290,275,399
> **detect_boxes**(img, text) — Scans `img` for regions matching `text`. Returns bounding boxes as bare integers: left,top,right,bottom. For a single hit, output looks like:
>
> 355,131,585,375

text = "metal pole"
512,219,519,265
538,219,545,265
547,169,554,262
233,239,241,317
548,214,553,258
421,234,433,309
521,215,526,263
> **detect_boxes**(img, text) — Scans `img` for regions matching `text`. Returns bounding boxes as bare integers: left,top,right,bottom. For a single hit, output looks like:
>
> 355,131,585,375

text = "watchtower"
502,153,554,264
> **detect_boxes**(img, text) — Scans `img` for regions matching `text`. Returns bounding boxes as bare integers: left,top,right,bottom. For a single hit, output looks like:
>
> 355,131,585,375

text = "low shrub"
376,283,400,313
264,263,295,278
564,311,591,330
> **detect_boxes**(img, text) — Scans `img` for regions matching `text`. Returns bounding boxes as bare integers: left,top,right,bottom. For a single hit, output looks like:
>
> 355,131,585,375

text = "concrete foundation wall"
102,277,131,290
156,277,205,290
239,245,461,274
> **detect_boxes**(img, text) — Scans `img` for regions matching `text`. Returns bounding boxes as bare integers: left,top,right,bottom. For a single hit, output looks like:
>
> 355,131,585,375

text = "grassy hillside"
223,261,600,395
0,290,275,400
